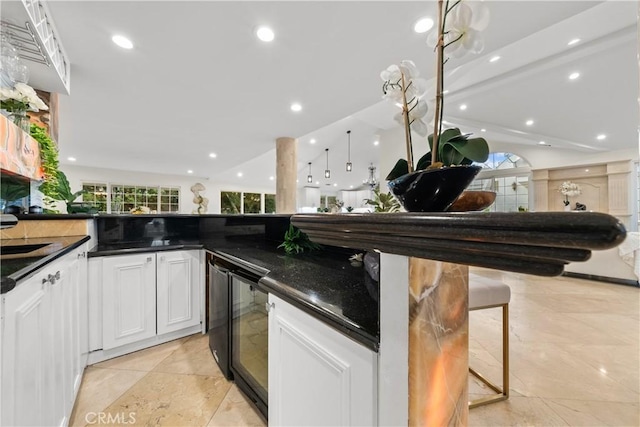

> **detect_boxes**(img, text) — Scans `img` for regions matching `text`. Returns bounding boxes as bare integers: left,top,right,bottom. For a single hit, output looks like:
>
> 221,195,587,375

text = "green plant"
364,187,401,213
0,174,30,203
45,170,87,213
278,224,322,255
30,123,59,199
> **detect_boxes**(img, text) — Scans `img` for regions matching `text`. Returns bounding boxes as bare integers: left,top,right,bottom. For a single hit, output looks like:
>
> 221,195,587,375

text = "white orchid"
381,60,430,166
427,0,489,58
0,82,48,112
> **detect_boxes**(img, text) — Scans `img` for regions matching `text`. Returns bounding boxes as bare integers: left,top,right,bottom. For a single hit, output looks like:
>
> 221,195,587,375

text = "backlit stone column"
409,257,468,426
276,137,297,213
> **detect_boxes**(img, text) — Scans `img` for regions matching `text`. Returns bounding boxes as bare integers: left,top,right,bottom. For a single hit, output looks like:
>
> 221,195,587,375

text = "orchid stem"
432,0,446,166
400,71,414,173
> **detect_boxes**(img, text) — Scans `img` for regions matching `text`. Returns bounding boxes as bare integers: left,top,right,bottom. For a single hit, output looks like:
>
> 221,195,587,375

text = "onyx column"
276,137,297,213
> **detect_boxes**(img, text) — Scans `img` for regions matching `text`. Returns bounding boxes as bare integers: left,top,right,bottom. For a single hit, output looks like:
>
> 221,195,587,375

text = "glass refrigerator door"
231,274,269,405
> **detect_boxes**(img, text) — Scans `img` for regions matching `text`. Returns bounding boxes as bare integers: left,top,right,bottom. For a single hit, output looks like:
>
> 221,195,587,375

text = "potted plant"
381,0,490,212
0,83,48,132
364,186,401,213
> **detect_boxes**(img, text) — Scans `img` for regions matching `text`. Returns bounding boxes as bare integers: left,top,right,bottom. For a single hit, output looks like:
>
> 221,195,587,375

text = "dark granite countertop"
204,239,379,351
1,235,92,293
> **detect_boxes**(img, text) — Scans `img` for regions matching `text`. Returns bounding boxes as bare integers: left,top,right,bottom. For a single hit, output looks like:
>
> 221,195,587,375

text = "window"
243,193,261,214
221,191,275,214
469,152,531,212
81,182,108,212
82,183,180,213
221,191,241,214
264,194,276,213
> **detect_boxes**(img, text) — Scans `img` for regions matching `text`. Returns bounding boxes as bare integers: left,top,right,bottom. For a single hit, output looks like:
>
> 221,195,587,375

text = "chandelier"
364,163,377,188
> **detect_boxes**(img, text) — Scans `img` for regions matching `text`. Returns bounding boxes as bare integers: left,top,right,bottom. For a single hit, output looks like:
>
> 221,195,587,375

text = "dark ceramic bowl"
388,165,482,212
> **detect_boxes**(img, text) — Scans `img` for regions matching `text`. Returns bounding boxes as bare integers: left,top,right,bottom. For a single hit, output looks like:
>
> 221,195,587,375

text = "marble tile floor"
71,268,639,426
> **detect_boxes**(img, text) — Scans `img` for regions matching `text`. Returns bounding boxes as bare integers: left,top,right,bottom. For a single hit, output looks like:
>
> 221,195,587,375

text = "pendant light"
346,130,352,172
307,162,313,183
324,148,331,179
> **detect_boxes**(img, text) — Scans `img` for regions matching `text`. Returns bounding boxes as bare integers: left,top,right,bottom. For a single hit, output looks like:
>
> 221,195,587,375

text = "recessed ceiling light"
585,169,590,172
333,183,337,187
315,181,319,185
310,138,316,144
290,103,302,112
269,176,274,181
67,156,76,162
256,26,275,42
187,170,193,174
480,128,486,132
374,140,379,146
568,38,581,46
569,72,580,80
538,141,546,145
489,55,501,63
237,172,243,177
112,35,133,49
413,17,434,33
459,104,467,111
525,119,534,126
209,152,217,158
349,185,354,189
596,134,606,140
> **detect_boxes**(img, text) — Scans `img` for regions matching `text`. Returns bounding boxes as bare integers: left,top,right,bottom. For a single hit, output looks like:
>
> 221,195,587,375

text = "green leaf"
441,136,489,163
416,152,432,171
385,159,409,181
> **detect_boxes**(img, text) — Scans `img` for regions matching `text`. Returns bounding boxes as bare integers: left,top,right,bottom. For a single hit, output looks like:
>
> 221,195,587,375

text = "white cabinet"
102,253,157,350
157,250,201,335
100,250,202,352
1,244,88,427
268,294,378,426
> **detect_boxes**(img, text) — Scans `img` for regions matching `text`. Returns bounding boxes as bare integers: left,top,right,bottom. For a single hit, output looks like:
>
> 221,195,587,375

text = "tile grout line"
205,382,235,426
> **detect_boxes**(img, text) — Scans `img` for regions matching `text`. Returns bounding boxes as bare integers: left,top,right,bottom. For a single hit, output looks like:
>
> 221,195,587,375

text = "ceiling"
5,1,638,192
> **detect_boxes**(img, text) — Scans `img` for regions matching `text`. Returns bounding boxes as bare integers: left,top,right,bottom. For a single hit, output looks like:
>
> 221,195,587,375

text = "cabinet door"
157,250,201,335
102,254,157,350
268,294,378,426
1,271,54,426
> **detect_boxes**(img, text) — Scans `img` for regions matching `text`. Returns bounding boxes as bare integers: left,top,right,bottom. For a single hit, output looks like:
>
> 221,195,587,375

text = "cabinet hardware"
146,257,152,262
47,274,55,285
55,271,61,280
265,302,275,312
77,252,86,259
160,256,165,262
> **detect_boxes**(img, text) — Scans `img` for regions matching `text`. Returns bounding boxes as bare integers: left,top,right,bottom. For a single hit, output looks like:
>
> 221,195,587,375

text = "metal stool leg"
469,303,509,408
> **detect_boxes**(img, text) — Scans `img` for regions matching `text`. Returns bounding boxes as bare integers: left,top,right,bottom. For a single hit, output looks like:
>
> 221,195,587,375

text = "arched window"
468,152,531,212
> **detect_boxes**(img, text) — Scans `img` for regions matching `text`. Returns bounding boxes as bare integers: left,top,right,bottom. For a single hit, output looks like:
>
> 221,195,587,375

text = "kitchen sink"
1,243,51,255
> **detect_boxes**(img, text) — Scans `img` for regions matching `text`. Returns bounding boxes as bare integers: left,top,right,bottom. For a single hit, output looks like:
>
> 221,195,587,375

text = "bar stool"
468,275,510,408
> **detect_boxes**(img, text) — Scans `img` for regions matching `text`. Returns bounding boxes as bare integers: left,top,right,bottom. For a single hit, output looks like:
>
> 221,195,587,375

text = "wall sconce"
346,130,352,172
325,148,331,179
307,162,313,183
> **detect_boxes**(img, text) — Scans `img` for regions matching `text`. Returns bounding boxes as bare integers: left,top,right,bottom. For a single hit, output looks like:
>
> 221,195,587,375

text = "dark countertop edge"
1,235,92,294
291,212,627,277
260,275,379,352
13,213,292,220
88,244,204,257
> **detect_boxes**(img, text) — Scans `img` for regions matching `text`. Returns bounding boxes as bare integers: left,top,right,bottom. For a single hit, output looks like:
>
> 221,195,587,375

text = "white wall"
61,164,276,214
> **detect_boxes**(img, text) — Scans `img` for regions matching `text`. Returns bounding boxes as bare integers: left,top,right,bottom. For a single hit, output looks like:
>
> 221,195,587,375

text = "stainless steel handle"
265,302,274,312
